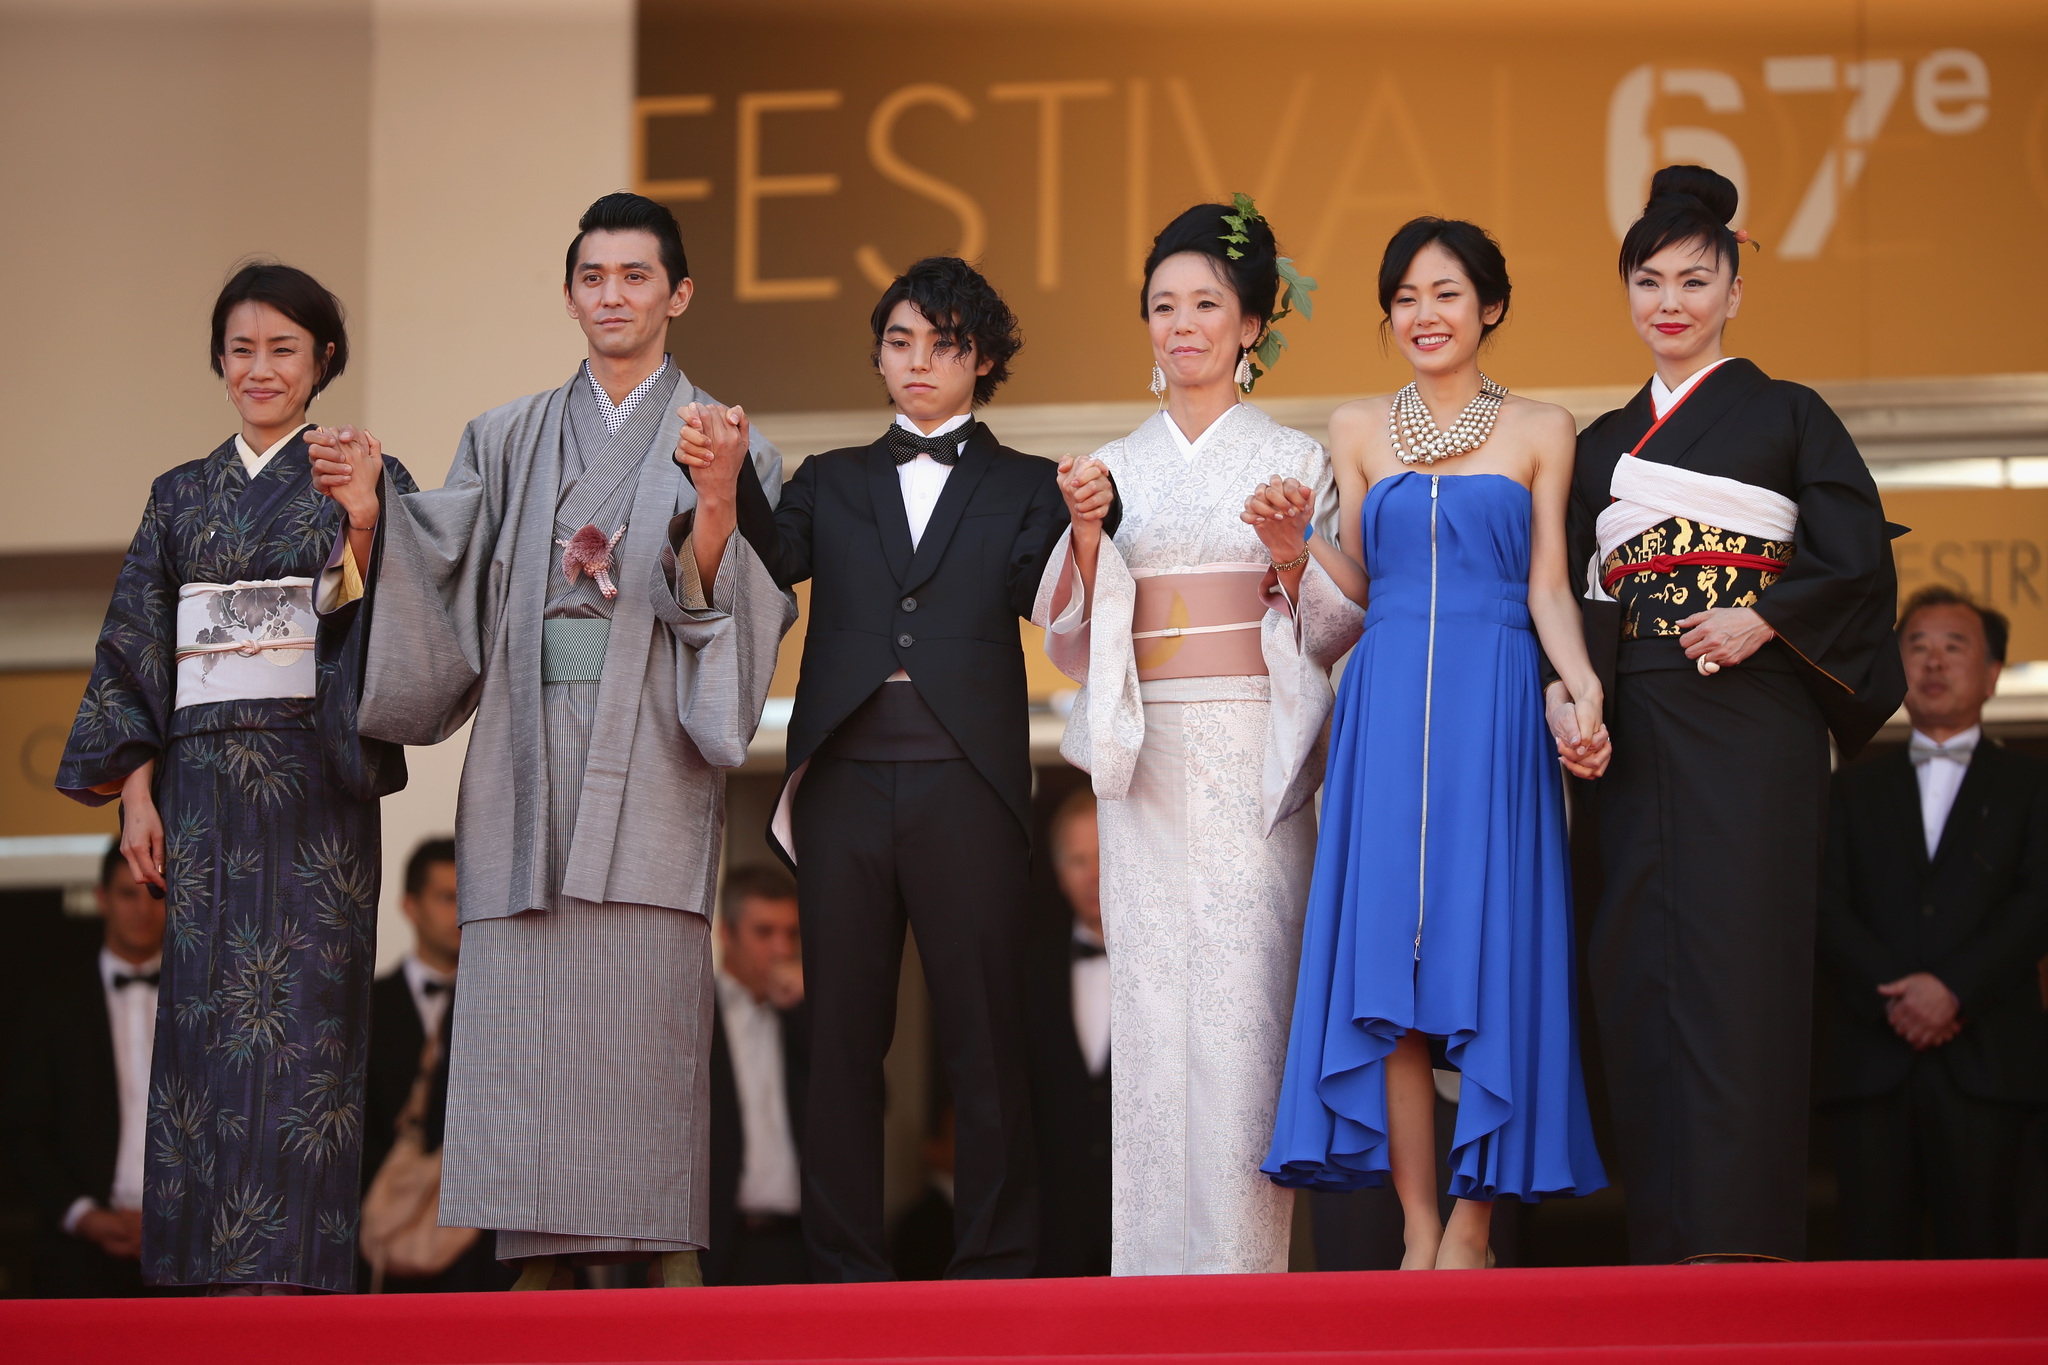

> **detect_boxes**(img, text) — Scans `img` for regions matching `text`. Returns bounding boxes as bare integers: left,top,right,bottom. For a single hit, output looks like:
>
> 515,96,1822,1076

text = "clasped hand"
1241,476,1313,562
307,425,383,528
673,401,751,502
1544,681,1613,781
1057,456,1114,541
1879,971,1962,1050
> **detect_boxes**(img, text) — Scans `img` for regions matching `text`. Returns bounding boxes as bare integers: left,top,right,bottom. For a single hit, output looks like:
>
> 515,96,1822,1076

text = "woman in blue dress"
1252,219,1609,1268
56,264,413,1292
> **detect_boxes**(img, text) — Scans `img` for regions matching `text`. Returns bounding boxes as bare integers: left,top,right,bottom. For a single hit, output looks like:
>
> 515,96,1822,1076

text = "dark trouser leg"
1917,1059,2027,1259
794,758,908,1282
894,758,1039,1278
1591,667,1827,1264
1829,1086,1921,1259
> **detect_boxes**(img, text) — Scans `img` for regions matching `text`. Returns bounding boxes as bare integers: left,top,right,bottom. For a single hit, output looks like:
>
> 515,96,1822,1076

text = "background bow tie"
112,970,159,990
886,418,977,466
1909,737,1976,767
1070,937,1106,962
420,978,450,996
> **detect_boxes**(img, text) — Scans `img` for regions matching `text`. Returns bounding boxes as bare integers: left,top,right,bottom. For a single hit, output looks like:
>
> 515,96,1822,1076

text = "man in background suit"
1026,788,1112,1277
3,847,162,1296
1818,585,2048,1258
706,865,809,1286
360,837,511,1291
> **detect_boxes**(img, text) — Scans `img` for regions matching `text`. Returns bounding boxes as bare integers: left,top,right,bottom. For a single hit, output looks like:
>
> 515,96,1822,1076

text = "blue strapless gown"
1264,472,1607,1200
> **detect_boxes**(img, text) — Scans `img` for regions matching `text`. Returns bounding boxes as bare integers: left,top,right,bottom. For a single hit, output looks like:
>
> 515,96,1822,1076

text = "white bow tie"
1909,737,1976,767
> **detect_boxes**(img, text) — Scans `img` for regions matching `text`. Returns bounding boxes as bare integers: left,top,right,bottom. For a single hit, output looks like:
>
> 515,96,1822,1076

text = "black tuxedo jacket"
361,970,428,1193
3,949,118,1229
1569,359,1906,759
1817,740,2048,1104
1023,915,1112,1278
766,424,1069,852
704,992,810,1285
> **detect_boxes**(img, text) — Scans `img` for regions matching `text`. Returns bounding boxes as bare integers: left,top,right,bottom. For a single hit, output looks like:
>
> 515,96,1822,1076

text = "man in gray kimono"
310,192,794,1289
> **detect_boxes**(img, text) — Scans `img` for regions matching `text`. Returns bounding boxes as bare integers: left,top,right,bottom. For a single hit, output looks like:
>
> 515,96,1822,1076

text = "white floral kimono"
1034,402,1363,1274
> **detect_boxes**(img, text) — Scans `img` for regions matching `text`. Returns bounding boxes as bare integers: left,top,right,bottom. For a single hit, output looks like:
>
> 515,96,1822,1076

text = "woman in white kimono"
1035,198,1363,1274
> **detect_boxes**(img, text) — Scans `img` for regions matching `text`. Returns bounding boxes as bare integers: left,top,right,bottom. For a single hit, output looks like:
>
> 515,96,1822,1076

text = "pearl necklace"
1388,375,1509,466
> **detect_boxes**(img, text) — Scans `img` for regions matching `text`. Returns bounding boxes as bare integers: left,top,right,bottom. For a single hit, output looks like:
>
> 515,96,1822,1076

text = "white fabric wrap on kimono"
174,577,317,709
1032,432,1362,835
1586,454,1800,602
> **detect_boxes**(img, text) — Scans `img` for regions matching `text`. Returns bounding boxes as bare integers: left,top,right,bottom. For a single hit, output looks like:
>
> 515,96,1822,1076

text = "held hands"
1242,476,1313,564
1880,972,1962,1050
1545,680,1613,780
1056,456,1114,546
306,426,383,530
1678,606,1775,674
673,402,750,504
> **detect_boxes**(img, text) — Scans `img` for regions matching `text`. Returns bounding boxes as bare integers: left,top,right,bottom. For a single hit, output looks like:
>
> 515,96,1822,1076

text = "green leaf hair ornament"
1221,191,1317,393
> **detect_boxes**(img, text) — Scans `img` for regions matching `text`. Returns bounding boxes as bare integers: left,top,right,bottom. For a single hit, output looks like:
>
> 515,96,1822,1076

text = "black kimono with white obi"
1567,359,1905,1263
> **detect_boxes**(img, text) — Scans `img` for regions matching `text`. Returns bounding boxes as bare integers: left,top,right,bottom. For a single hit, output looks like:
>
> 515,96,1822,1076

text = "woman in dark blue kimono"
56,264,413,1293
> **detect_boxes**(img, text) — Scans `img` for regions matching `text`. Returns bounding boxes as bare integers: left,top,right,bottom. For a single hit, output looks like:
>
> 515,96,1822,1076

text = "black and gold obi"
1601,518,1793,639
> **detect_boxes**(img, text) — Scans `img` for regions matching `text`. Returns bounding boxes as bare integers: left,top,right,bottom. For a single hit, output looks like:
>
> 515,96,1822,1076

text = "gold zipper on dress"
1416,474,1439,961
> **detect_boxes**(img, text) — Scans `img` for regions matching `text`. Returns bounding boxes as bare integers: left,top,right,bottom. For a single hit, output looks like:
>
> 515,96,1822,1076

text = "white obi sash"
174,578,317,709
1587,455,1799,603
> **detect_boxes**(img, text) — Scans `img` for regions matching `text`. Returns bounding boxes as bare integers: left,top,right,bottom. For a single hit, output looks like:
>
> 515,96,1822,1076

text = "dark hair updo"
1619,165,1741,280
566,191,689,291
1139,202,1281,334
209,261,349,396
1377,217,1512,341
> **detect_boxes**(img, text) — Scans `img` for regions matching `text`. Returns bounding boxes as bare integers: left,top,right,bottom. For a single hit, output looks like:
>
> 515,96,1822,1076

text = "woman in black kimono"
56,264,414,1293
1550,166,1905,1264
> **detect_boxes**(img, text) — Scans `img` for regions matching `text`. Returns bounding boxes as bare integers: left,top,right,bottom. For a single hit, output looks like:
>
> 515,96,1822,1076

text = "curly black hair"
869,256,1022,407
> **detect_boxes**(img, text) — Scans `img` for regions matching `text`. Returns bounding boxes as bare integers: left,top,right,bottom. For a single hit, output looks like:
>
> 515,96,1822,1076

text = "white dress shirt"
1649,357,1736,420
886,412,974,682
233,422,313,480
1912,725,1980,859
400,953,453,1041
1070,926,1111,1078
64,949,160,1233
714,971,802,1216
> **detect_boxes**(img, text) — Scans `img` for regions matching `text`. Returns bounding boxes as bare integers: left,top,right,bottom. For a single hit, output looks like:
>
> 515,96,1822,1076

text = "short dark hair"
719,863,797,924
1140,202,1281,337
209,261,349,396
566,191,688,291
869,256,1021,407
1899,585,2009,664
100,843,127,889
1619,164,1742,282
404,838,457,898
1378,217,1512,342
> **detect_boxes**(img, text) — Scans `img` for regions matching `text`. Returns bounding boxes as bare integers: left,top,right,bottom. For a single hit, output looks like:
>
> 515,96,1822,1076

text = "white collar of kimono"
893,410,974,450
1163,402,1241,461
1649,356,1736,420
233,422,313,480
584,355,670,435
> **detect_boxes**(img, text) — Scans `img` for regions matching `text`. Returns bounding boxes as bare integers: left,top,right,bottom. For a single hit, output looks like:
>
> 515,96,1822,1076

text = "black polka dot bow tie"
885,418,978,467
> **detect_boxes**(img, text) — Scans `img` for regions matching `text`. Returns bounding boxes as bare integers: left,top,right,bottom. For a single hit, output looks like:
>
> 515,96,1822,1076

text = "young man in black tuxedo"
3,848,161,1296
688,256,1108,1281
1818,586,2048,1258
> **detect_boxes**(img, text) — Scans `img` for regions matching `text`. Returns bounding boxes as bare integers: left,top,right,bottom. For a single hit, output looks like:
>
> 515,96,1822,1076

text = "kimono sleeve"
320,422,500,747
315,454,419,800
56,480,177,804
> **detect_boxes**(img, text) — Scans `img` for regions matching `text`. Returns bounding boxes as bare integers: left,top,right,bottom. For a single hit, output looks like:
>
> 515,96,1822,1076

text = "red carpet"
7,1261,2045,1363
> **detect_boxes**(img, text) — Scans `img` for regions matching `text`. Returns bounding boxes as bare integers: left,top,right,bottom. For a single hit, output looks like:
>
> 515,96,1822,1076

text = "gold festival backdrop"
636,3,2047,413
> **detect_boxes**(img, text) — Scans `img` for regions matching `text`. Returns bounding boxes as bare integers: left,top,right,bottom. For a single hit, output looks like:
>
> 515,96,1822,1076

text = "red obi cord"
1601,551,1788,593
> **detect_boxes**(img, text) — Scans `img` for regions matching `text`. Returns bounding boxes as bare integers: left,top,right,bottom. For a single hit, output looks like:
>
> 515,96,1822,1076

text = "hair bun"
1645,165,1738,226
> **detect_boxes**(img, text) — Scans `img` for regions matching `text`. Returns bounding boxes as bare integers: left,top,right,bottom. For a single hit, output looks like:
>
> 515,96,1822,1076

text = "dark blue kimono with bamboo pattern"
57,431,414,1291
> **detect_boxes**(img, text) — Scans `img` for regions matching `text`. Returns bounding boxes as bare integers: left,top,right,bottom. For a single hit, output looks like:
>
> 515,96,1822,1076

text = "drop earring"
1234,350,1253,391
1149,364,1166,406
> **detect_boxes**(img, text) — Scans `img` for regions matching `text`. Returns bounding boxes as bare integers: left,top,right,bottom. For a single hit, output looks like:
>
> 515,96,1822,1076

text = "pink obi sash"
1130,563,1271,681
